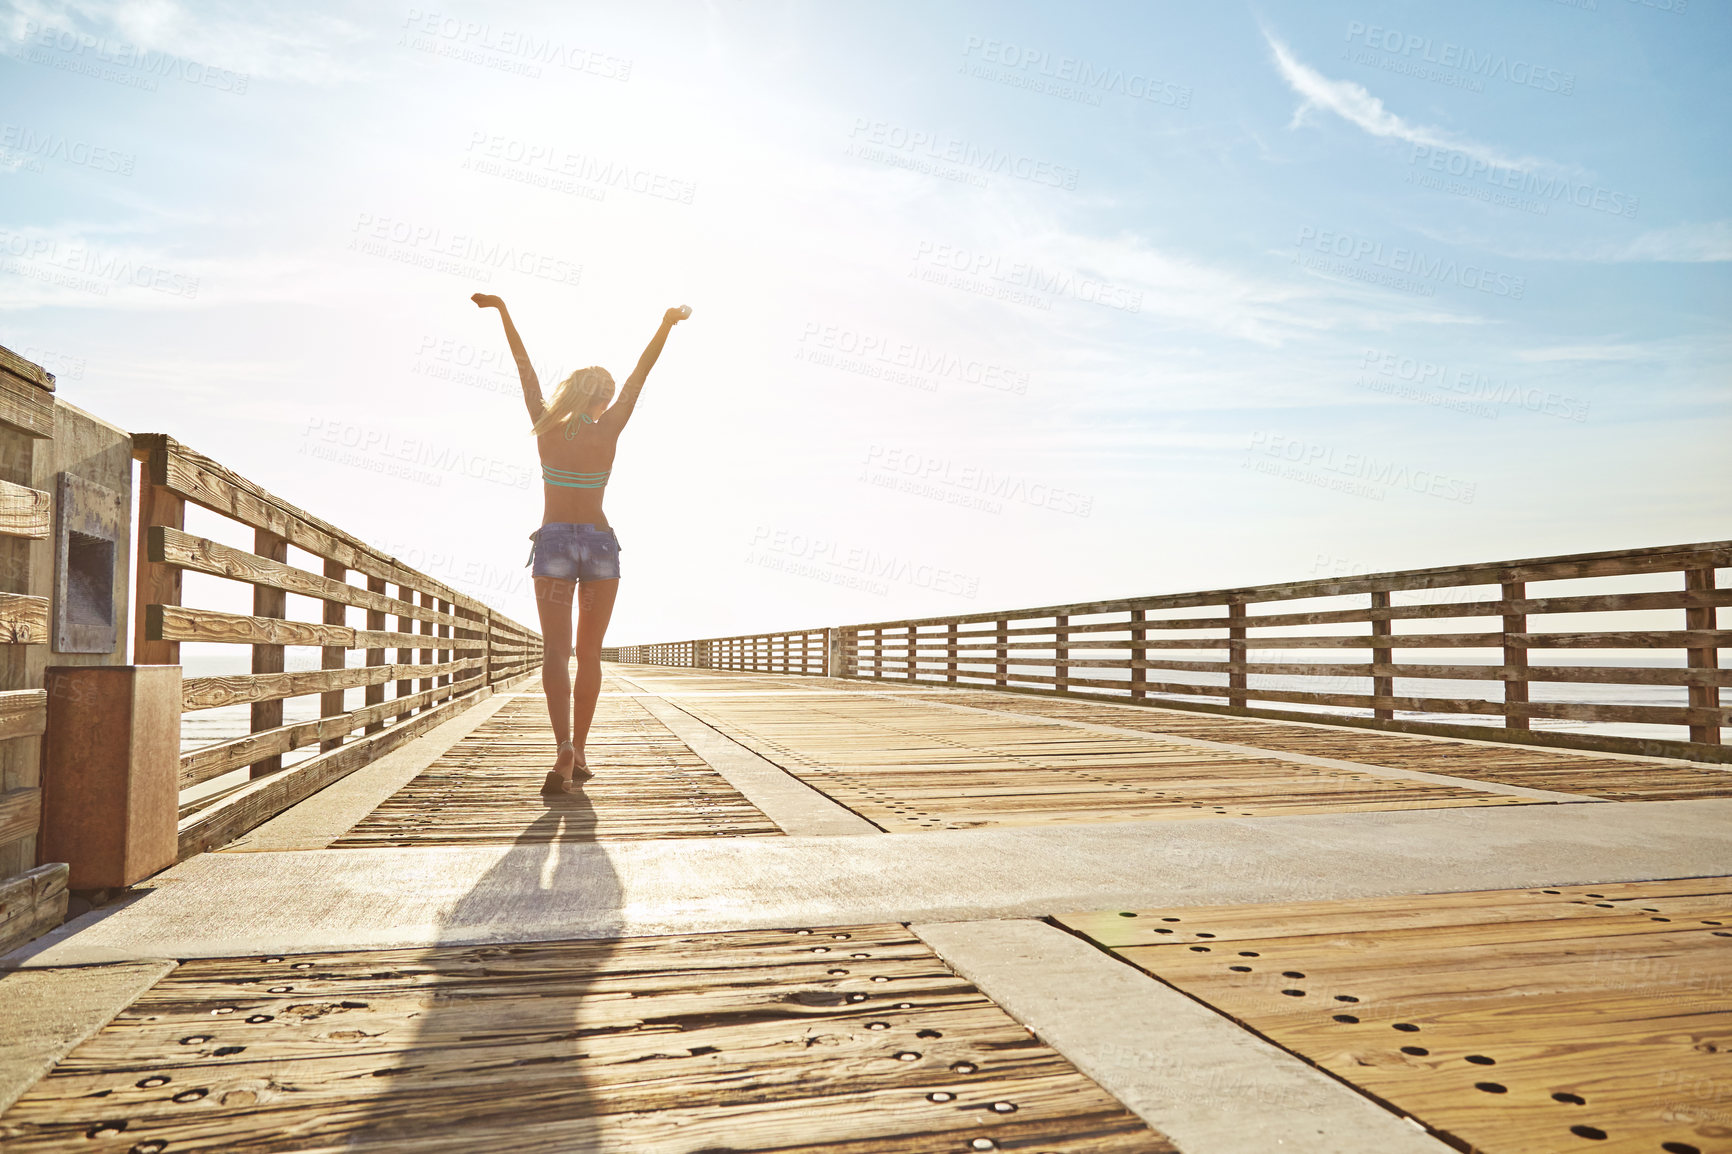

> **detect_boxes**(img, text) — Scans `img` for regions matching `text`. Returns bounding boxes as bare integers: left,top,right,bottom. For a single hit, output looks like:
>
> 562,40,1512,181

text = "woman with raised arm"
472,292,688,796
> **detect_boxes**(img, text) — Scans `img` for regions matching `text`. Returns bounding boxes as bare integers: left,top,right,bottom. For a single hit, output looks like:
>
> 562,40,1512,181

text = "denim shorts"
527,523,621,582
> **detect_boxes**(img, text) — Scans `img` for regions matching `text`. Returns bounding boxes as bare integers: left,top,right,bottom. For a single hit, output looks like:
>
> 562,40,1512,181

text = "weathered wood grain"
0,862,66,957
1056,879,1732,1154
0,478,51,540
0,924,1173,1153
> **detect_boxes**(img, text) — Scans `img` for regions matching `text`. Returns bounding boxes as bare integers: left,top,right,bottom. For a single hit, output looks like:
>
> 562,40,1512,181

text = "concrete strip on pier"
7,798,1729,968
914,919,1453,1154
0,961,176,1114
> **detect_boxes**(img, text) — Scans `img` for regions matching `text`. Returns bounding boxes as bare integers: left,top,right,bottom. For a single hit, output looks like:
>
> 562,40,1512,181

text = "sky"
0,0,1727,647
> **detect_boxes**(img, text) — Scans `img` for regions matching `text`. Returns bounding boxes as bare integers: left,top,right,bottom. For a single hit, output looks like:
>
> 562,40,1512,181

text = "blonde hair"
530,366,614,436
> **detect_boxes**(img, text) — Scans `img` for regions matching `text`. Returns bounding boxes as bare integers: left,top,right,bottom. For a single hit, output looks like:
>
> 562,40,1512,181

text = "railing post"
250,529,288,775
319,559,347,752
1227,599,1247,705
1371,590,1393,720
1502,579,1529,731
364,576,387,734
907,624,917,680
396,582,416,718
1055,615,1069,693
947,621,958,683
418,591,434,707
132,473,183,665
995,618,1008,686
439,597,452,689
1129,609,1146,701
1686,565,1721,745
483,607,496,686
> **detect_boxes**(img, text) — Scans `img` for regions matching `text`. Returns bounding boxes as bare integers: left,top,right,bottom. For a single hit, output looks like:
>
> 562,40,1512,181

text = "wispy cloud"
1264,32,1550,173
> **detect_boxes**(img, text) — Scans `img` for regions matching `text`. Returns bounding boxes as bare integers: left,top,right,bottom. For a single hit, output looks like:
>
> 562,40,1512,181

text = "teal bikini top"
542,412,609,488
542,463,610,488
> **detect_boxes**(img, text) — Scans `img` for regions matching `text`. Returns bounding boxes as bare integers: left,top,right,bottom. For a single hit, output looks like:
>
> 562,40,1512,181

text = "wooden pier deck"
5,661,1730,1154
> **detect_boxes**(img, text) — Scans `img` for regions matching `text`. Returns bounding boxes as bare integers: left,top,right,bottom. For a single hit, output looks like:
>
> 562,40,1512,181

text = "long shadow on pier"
339,791,626,1151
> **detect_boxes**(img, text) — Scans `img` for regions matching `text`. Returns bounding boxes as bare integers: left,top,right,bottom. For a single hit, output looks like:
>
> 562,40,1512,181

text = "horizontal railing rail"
133,434,542,856
611,540,1730,762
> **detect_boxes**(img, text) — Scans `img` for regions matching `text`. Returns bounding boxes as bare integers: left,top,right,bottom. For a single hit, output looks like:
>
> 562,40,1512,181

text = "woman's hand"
472,293,505,310
664,305,691,326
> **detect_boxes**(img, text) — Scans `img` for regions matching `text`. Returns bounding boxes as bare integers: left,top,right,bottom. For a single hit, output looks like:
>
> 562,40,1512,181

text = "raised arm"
600,306,688,433
471,293,543,424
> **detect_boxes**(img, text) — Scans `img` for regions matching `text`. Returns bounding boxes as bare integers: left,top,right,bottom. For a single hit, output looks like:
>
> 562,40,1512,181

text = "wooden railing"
134,435,542,857
611,541,1730,762
612,629,827,675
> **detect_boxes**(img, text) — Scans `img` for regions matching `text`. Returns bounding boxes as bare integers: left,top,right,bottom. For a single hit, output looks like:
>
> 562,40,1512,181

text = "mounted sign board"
54,472,125,653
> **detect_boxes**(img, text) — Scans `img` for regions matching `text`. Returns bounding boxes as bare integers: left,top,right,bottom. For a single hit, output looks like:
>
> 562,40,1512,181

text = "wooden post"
40,666,179,888
1503,580,1529,731
995,618,1008,686
250,529,288,775
1227,599,1247,704
947,621,958,683
907,624,917,680
1686,566,1721,746
1370,590,1393,721
483,607,495,686
418,591,434,707
872,627,883,679
396,584,416,716
1129,609,1146,701
131,477,183,665
1055,615,1069,693
438,598,452,689
364,576,387,734
319,559,346,752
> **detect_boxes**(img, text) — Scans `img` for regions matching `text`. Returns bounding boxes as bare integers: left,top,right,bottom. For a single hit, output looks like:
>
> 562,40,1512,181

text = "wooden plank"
147,605,478,652
0,861,67,957
183,660,470,711
0,477,51,540
841,539,1732,629
0,371,55,438
1056,880,1732,1154
0,924,1173,1153
151,526,462,626
0,688,47,742
249,528,288,778
1685,566,1722,746
176,685,491,856
0,591,49,644
179,675,481,788
0,784,40,846
0,342,55,390
320,559,347,754
335,681,780,846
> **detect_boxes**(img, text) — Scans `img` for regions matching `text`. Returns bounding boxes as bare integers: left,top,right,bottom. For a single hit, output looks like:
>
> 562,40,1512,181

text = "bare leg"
534,576,578,779
571,578,620,766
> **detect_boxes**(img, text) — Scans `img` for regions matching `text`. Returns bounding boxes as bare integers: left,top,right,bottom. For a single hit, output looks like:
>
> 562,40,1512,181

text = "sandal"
561,739,595,780
542,741,582,795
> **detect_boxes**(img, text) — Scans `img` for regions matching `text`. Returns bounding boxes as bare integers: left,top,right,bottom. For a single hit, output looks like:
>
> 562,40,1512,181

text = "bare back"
537,418,620,528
